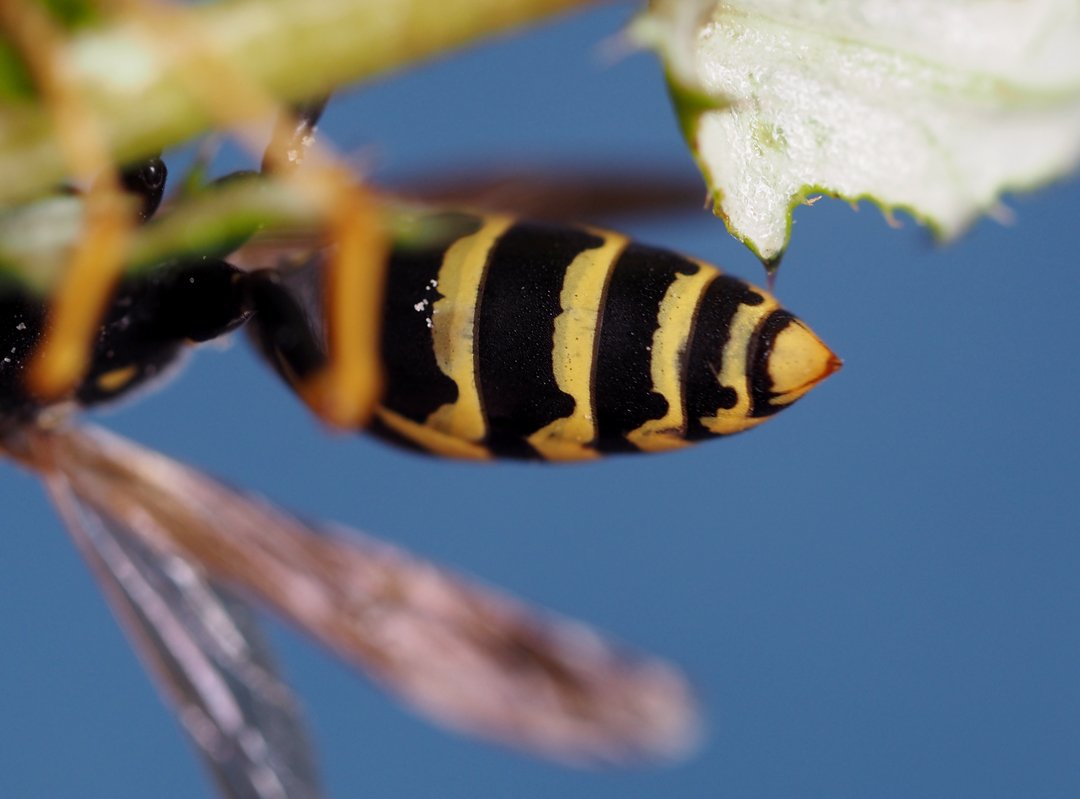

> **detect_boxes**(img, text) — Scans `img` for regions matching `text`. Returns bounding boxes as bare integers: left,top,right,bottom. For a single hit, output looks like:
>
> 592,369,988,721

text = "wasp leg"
257,99,388,429
0,0,138,401
261,98,330,175
114,0,387,429
285,164,388,430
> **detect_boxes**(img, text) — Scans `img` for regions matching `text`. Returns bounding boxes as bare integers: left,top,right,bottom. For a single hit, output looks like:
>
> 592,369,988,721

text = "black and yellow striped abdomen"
247,212,839,461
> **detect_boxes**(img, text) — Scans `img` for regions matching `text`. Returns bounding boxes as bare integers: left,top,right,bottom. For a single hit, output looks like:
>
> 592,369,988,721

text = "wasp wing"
30,424,699,765
226,170,704,274
45,467,323,799
388,168,705,225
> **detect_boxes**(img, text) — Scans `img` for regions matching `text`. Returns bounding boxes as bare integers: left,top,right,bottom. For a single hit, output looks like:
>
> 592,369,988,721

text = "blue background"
2,4,1079,798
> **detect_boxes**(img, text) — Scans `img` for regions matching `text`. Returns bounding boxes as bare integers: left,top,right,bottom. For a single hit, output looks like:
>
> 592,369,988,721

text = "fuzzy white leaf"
637,0,1080,261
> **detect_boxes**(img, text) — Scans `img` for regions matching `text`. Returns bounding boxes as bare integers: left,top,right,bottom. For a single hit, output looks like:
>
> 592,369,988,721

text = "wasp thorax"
0,258,250,429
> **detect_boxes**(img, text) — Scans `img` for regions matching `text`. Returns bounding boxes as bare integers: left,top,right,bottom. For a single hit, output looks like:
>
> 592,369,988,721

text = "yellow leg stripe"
527,231,627,461
698,295,778,435
3,1,135,399
376,407,492,461
311,174,388,429
627,265,716,452
425,215,513,442
291,178,388,429
29,189,132,400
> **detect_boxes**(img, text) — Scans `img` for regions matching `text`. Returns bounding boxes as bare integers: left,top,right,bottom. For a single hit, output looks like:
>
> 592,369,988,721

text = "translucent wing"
25,423,699,765
389,168,706,225
45,468,323,799
227,170,705,274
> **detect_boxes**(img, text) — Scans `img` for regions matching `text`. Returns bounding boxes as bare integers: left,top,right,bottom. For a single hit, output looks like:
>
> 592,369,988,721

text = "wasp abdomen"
250,213,839,461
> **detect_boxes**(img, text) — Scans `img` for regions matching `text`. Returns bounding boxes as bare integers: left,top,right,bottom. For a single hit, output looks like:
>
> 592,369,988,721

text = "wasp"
1,153,837,796
0,6,839,798
1,216,703,796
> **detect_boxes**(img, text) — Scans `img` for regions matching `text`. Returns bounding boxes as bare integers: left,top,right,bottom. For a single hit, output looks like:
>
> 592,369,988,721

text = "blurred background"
2,3,1079,798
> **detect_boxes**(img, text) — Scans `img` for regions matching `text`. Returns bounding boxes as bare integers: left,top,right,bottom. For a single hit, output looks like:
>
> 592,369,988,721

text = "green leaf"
638,0,1080,262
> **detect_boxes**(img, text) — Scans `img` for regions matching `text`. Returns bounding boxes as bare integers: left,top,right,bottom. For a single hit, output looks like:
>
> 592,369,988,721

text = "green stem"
0,0,604,205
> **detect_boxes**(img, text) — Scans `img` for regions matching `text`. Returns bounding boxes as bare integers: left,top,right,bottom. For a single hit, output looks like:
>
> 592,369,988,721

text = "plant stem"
0,0,605,204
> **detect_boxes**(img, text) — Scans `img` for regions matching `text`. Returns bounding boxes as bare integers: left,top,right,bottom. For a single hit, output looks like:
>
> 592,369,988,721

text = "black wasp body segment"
0,258,248,431
246,211,839,461
0,154,246,431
